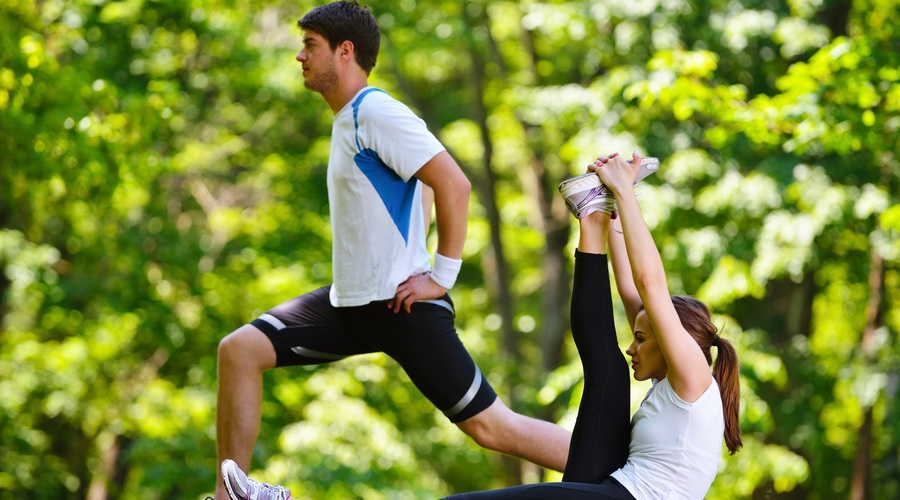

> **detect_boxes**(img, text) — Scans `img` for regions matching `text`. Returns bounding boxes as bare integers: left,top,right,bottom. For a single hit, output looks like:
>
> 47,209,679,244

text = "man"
213,2,571,499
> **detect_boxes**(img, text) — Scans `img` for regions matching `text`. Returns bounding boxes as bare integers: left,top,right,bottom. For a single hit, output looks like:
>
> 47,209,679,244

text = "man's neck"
322,79,369,114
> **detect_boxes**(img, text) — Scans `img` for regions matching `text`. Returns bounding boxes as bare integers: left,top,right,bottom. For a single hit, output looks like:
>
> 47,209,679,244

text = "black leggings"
444,251,633,499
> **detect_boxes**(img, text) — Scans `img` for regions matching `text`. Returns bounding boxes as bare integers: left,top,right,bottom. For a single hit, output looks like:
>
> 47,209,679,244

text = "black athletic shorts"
250,286,498,423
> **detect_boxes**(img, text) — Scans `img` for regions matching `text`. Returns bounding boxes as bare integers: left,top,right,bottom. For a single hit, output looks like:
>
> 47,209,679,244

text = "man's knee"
456,399,516,452
218,324,276,371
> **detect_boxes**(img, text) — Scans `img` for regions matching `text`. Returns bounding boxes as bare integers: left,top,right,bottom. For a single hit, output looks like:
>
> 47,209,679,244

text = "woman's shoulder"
656,376,720,408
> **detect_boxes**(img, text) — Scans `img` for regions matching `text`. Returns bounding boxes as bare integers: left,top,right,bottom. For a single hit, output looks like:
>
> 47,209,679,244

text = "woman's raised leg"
562,211,631,483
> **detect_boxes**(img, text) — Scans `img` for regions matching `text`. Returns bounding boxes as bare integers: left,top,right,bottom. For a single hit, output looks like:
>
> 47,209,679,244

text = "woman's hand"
589,151,642,196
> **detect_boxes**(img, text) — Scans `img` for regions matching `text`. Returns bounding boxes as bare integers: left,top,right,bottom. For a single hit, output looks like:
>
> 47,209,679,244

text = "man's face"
296,31,339,93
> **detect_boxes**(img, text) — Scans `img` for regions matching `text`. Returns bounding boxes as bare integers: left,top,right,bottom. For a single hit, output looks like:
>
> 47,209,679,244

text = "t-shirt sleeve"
356,93,446,182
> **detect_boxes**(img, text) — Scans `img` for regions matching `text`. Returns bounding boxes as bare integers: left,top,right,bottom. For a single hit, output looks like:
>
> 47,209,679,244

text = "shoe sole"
558,156,659,194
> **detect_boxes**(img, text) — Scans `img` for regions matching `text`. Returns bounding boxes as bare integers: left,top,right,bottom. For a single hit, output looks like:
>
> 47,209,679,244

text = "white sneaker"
221,459,291,500
558,157,659,219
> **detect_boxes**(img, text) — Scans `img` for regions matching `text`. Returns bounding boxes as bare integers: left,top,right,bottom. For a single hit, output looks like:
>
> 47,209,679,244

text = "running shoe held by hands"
558,156,659,219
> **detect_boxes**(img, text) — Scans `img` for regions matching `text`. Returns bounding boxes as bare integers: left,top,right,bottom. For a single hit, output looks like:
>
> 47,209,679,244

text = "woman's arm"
608,219,641,331
594,153,712,402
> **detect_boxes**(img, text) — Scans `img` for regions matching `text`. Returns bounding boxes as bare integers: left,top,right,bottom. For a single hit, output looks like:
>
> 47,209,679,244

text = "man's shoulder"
356,88,417,114
353,87,395,107
355,91,424,131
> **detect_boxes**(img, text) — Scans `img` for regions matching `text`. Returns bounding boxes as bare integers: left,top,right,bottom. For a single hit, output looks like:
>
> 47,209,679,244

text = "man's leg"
456,399,571,472
214,286,374,499
214,324,277,500
353,296,572,473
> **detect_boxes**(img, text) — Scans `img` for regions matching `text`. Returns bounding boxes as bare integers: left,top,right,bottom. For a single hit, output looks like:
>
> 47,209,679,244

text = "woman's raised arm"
592,153,712,402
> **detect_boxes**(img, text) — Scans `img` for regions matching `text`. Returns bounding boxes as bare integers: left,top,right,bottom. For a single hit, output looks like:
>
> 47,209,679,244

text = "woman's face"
625,310,668,381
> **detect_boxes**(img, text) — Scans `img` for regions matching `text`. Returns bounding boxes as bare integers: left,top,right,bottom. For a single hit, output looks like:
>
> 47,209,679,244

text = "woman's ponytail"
713,337,742,454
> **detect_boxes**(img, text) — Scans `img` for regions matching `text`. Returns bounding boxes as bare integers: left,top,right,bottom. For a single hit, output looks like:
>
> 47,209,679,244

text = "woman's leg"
443,478,633,499
562,212,631,483
440,214,635,499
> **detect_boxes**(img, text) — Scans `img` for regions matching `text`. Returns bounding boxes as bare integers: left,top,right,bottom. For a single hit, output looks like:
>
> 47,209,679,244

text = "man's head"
297,1,380,74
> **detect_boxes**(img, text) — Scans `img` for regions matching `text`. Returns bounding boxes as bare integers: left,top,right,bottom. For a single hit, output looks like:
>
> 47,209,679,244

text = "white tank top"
611,377,724,499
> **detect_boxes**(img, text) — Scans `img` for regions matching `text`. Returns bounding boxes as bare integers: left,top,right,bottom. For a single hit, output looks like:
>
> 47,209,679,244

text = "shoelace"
248,478,291,500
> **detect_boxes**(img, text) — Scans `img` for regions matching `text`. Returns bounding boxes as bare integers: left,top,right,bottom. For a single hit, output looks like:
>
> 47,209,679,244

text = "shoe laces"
248,478,291,500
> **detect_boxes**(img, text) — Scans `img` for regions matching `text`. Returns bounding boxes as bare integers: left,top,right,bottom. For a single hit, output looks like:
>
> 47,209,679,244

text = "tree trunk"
519,149,571,373
465,12,527,486
851,244,883,500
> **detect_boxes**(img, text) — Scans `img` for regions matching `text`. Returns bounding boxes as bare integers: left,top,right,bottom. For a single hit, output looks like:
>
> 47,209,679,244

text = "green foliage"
2,0,898,498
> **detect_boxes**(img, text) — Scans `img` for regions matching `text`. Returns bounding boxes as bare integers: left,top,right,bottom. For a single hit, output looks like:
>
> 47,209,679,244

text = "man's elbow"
448,174,471,204
458,176,472,198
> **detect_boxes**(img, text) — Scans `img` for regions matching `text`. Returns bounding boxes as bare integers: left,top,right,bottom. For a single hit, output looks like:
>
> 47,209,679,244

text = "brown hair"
298,1,380,74
671,295,742,455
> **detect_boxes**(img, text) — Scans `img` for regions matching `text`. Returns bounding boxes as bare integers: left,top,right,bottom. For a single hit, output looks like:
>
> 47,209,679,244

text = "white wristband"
430,253,462,290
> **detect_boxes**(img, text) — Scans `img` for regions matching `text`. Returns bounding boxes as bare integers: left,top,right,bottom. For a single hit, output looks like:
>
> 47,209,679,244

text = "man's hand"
388,273,447,313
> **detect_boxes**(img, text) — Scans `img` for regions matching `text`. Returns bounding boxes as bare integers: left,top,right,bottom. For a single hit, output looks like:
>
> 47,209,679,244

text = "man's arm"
389,150,471,313
416,150,470,260
421,183,434,235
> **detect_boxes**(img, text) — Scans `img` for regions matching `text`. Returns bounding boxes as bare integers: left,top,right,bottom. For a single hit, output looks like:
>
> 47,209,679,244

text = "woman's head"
628,295,743,454
626,296,717,382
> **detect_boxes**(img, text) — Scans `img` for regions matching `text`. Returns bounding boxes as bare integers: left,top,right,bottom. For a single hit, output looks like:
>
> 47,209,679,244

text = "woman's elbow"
633,268,667,295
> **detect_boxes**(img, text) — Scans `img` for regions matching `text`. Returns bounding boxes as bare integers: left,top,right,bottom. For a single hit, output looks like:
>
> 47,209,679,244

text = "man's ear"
337,39,355,61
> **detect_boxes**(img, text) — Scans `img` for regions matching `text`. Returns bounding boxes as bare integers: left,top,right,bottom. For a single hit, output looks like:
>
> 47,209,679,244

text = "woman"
446,151,742,499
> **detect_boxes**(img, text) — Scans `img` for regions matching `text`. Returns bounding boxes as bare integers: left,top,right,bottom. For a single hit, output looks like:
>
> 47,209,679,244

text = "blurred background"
1,0,898,498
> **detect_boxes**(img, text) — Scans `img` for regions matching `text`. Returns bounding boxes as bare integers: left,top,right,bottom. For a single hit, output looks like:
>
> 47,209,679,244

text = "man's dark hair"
298,1,380,74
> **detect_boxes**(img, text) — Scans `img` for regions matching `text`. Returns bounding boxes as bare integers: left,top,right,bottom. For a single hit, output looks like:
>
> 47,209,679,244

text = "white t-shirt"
327,87,445,307
611,377,724,499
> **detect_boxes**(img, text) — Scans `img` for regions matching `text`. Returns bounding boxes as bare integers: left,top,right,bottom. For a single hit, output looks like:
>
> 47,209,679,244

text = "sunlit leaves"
698,255,766,306
715,9,778,52
695,170,781,218
711,438,809,497
773,17,831,58
99,0,144,24
130,381,214,439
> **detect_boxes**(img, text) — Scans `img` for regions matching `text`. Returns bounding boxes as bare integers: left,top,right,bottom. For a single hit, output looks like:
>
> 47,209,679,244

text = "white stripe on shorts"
443,366,482,419
290,346,348,361
420,298,455,316
258,313,286,331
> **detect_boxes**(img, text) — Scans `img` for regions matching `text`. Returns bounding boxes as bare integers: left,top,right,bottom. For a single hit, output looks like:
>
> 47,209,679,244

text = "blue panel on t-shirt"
351,87,417,245
354,148,417,244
